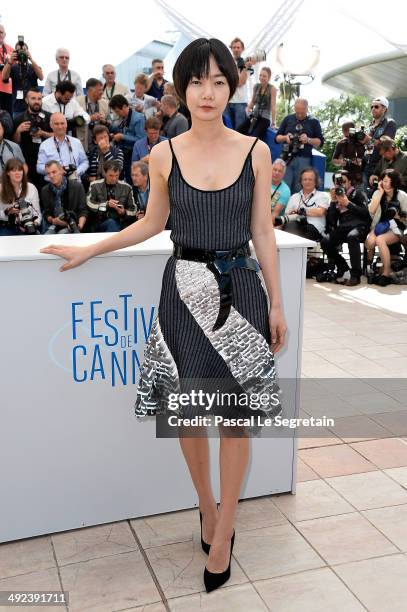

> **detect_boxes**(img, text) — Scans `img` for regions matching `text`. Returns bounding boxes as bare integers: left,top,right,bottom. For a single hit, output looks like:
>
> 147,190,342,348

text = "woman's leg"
178,428,218,544
206,429,250,572
376,232,400,275
365,232,376,264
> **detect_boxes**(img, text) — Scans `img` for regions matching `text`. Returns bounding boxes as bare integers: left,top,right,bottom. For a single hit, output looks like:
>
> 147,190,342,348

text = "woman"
365,168,407,286
40,39,286,593
237,67,277,138
0,158,41,236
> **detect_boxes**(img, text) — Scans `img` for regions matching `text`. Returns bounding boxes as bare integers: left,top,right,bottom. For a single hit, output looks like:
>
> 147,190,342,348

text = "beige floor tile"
60,551,161,612
370,411,407,437
121,604,167,612
0,567,62,612
350,438,407,469
314,348,365,364
131,509,198,549
145,536,248,599
354,345,403,360
168,583,268,611
272,480,354,522
301,394,361,418
383,466,407,487
296,458,320,482
299,444,377,478
234,497,288,532
362,504,407,551
334,554,407,612
52,521,139,566
298,437,343,449
233,522,324,581
326,471,407,510
254,566,365,612
345,392,403,415
296,512,397,564
0,536,55,580
327,414,391,442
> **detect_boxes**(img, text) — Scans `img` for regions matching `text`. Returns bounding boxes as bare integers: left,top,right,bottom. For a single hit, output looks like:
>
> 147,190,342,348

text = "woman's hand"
40,244,92,272
269,306,287,354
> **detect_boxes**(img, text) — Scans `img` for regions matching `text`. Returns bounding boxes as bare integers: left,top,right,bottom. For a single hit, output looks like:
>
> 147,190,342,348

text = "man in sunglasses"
42,48,83,97
362,96,397,187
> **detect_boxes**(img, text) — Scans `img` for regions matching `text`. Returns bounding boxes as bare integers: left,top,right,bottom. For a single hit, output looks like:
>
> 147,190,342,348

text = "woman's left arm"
251,141,287,353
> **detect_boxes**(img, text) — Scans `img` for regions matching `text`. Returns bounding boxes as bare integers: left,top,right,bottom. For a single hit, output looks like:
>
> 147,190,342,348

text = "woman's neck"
188,117,229,145
303,188,314,196
11,181,21,193
385,188,394,199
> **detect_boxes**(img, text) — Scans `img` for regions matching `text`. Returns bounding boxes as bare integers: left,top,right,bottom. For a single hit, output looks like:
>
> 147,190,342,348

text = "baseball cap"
371,96,389,109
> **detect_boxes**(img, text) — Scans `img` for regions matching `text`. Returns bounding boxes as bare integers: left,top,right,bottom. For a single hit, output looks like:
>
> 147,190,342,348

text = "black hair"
86,78,102,90
104,160,121,174
300,166,320,190
173,38,238,106
380,168,402,190
55,80,76,95
26,86,41,95
109,94,129,110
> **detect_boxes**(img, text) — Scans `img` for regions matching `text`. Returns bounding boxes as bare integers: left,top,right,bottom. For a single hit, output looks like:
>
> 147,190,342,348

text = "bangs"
173,38,239,105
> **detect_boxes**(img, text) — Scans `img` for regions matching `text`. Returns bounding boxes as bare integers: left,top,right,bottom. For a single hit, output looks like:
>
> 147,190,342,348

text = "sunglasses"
58,56,69,59
371,105,381,109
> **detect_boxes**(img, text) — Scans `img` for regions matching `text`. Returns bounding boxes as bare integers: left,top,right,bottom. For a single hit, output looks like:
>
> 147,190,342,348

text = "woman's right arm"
40,142,171,272
368,188,383,217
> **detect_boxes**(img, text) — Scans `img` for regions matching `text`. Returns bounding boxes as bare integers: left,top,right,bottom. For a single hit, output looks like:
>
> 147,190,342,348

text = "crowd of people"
0,26,406,286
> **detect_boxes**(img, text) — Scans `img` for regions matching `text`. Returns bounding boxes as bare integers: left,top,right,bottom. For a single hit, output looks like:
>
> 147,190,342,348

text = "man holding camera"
131,161,150,220
276,98,323,193
362,96,397,186
321,170,370,286
42,160,88,234
77,78,109,153
108,95,145,183
42,81,90,137
43,48,83,97
224,38,252,130
86,159,136,232
37,113,88,181
145,59,168,102
369,136,407,190
1,39,43,116
13,88,52,191
332,121,365,184
87,125,124,182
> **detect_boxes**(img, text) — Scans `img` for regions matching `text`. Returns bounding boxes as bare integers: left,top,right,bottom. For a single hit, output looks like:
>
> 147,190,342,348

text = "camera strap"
300,190,316,207
57,70,71,84
54,136,76,166
0,140,15,170
103,82,115,100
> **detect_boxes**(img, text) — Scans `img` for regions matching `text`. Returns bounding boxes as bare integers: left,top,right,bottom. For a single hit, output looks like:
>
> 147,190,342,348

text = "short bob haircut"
173,38,239,107
380,168,402,190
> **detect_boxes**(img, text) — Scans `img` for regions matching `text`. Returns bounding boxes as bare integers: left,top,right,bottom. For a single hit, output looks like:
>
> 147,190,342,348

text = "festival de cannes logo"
48,293,156,387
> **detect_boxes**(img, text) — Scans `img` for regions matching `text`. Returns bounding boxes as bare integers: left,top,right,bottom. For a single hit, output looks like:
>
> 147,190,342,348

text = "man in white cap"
362,96,397,186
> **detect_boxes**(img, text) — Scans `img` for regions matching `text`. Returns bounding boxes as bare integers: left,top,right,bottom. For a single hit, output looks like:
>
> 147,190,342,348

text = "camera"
371,178,379,191
274,208,307,227
15,35,28,66
73,115,86,127
14,198,37,234
28,113,44,136
63,164,78,180
236,49,266,75
348,126,365,143
333,173,345,197
280,123,305,162
58,210,80,233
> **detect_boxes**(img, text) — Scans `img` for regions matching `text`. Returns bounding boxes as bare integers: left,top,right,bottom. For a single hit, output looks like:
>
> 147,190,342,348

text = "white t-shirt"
229,58,248,104
287,190,330,234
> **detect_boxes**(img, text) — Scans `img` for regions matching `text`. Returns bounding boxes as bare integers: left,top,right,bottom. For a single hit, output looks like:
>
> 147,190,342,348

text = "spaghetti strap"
168,138,175,157
248,137,259,157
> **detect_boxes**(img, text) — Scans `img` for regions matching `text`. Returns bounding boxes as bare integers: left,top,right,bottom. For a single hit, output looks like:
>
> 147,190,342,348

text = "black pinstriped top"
167,137,259,251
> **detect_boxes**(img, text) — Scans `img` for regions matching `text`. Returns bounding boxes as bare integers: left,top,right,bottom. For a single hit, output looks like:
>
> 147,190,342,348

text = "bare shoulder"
251,138,272,175
148,139,172,179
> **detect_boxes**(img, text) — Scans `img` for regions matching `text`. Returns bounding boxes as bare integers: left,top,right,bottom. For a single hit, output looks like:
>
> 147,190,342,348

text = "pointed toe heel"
204,529,235,593
199,511,211,555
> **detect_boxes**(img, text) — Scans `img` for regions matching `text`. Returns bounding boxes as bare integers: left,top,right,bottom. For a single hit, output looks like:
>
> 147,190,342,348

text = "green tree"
310,94,371,171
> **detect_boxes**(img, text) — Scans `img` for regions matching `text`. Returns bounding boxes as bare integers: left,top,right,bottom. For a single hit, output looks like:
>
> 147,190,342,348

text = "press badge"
16,90,24,100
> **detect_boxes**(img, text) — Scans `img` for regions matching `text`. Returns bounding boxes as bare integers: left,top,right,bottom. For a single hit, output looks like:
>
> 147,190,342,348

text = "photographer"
365,169,407,286
1,38,43,116
86,159,136,232
0,116,26,180
276,98,323,193
101,64,130,101
43,48,83,97
237,67,277,137
131,161,149,221
160,95,189,138
87,125,124,182
132,117,166,164
332,121,365,184
274,167,329,242
127,73,158,119
41,160,87,234
271,159,291,219
77,78,109,153
224,38,252,130
13,88,52,191
321,170,370,286
369,137,407,190
0,159,41,236
37,113,88,181
108,95,145,183
0,24,14,114
362,97,397,186
42,81,90,136
145,59,168,101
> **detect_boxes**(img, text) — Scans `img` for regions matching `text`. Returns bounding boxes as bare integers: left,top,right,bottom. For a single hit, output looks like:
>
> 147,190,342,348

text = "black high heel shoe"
203,529,235,593
199,503,219,555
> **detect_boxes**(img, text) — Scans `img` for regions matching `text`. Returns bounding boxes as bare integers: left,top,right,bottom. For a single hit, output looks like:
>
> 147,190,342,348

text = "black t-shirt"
276,113,324,157
146,78,167,101
5,63,39,113
333,138,365,178
327,187,370,231
13,109,52,170
365,116,397,174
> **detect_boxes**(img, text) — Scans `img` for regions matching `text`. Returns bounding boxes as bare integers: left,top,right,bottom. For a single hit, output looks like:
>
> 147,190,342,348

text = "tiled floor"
1,278,407,611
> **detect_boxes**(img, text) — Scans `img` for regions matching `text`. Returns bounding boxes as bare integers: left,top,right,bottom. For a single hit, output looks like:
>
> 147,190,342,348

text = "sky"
1,0,406,105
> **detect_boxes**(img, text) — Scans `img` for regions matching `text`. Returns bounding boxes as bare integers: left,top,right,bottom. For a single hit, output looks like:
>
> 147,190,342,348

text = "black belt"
173,242,261,331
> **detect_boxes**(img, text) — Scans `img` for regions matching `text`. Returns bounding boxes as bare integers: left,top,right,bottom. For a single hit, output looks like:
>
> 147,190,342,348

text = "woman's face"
260,70,270,85
8,167,24,183
185,55,230,121
382,175,393,191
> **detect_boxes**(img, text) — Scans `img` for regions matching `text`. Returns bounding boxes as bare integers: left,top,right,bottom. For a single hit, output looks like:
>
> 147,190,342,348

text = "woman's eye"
191,80,201,85
215,81,226,85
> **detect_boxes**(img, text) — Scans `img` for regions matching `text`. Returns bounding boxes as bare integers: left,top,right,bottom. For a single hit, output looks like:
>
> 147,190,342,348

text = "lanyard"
103,82,115,99
57,70,71,84
54,136,75,165
85,95,99,115
300,191,316,207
